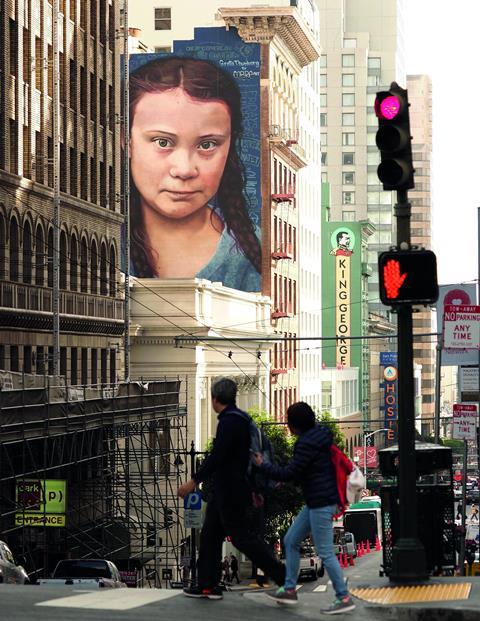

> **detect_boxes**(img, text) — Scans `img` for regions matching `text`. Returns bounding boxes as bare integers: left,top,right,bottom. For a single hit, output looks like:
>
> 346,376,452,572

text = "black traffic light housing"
378,249,439,306
164,507,174,528
375,82,414,191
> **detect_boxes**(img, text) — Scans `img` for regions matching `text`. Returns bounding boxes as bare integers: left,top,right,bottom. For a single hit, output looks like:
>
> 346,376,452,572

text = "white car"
298,544,322,581
0,541,29,585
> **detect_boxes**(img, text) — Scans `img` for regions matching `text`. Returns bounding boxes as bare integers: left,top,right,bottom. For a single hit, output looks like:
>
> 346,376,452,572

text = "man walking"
229,554,240,584
177,378,285,600
254,402,355,615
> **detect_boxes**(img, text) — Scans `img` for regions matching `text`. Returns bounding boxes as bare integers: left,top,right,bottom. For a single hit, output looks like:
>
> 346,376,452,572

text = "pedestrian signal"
378,250,438,306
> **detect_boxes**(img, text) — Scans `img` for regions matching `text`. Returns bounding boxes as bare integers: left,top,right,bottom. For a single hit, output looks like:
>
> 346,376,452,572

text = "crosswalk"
36,588,182,611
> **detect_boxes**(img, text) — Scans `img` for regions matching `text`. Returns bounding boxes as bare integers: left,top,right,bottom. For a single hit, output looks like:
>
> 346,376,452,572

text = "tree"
316,411,347,452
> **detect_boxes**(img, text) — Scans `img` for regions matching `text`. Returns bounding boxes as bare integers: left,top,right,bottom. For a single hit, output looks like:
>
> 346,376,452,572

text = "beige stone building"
128,1,322,420
407,74,435,430
0,0,124,384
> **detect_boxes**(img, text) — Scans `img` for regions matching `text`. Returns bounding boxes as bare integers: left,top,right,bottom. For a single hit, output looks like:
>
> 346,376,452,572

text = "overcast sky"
404,0,479,288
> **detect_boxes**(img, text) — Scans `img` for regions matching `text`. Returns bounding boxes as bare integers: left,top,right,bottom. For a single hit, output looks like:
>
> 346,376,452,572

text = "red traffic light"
378,250,438,306
375,94,401,120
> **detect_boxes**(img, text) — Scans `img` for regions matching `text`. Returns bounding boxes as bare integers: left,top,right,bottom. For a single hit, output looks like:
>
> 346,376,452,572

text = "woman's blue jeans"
283,504,348,598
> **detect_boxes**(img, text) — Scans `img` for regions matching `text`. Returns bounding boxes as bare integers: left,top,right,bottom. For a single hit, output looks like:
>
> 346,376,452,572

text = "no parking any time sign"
443,305,480,349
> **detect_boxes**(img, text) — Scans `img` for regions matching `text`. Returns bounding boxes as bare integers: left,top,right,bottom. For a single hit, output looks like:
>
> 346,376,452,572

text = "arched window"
35,224,45,286
80,237,88,292
22,221,33,284
0,214,5,280
70,235,78,291
90,239,98,294
100,242,108,295
109,245,116,297
59,231,67,289
47,228,53,287
9,217,19,282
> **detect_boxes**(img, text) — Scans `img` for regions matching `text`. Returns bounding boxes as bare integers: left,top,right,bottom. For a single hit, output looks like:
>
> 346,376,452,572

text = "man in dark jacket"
177,378,285,600
254,402,354,615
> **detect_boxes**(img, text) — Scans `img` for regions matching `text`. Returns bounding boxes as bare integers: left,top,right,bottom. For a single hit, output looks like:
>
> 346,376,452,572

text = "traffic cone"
348,554,355,566
375,536,381,552
357,543,363,557
343,553,348,568
366,540,371,554
361,541,365,555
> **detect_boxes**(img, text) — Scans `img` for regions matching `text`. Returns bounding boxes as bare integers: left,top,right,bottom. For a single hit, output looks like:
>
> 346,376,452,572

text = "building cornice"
217,7,320,68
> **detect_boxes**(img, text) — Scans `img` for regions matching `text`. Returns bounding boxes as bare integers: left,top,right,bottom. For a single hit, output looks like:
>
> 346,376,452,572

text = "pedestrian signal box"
378,250,439,306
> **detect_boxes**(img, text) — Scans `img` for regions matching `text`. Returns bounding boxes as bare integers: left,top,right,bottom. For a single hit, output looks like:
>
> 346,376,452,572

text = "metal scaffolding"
0,375,188,587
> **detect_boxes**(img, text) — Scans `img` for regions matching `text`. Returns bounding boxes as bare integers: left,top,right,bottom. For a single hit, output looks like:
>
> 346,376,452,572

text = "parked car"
334,528,357,558
0,541,29,585
37,559,127,588
297,544,322,581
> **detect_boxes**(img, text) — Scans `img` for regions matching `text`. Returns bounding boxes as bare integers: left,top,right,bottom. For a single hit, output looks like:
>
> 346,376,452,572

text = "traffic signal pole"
389,189,428,582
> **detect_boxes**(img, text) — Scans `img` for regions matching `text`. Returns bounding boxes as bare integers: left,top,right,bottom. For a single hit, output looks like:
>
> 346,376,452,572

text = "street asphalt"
1,546,479,621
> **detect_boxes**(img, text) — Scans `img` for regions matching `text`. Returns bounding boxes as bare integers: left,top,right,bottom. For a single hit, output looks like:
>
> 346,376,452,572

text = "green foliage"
316,411,346,452
247,406,303,543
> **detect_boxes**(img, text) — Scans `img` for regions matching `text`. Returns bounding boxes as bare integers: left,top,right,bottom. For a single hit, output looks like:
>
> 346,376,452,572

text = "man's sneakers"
320,595,356,615
266,586,298,605
183,585,223,600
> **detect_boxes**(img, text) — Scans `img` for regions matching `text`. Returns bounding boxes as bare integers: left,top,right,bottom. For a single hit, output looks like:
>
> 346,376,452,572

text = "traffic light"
164,507,174,528
374,83,414,191
378,250,439,306
147,523,156,546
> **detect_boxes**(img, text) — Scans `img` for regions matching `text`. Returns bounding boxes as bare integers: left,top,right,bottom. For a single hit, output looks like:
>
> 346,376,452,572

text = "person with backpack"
254,401,355,615
177,377,285,600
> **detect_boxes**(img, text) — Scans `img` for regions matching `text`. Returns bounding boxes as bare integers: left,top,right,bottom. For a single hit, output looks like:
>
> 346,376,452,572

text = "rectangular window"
80,154,87,200
320,113,327,127
23,346,32,373
343,172,355,185
320,93,327,107
342,54,355,68
70,147,77,195
36,346,45,375
343,38,357,48
91,348,98,385
320,73,327,87
80,67,87,115
90,158,97,203
101,348,107,384
90,73,96,121
319,54,327,67
110,349,116,384
342,211,355,221
154,7,171,30
342,191,355,205
71,347,78,385
320,133,327,146
342,93,355,106
342,133,355,146
60,347,67,377
321,152,327,165
368,57,381,70
342,73,355,87
342,113,354,126
342,152,354,165
81,348,88,385
10,346,19,372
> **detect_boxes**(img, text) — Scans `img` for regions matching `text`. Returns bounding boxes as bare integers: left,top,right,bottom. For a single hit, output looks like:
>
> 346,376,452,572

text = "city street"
1,549,479,621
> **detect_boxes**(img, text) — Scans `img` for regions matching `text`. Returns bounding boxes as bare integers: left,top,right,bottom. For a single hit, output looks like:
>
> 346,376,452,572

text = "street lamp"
363,429,390,485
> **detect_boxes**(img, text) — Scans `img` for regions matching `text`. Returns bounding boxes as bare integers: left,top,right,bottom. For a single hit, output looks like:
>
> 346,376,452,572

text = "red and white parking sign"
452,403,478,440
443,305,480,350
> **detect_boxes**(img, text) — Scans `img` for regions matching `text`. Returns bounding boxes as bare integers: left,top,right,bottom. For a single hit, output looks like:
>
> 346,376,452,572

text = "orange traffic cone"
343,553,348,568
348,554,355,566
357,543,363,557
366,540,371,554
375,536,381,551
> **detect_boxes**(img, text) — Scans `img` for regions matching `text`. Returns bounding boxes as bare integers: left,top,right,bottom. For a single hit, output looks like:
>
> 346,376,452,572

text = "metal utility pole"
389,188,428,582
52,0,61,375
122,0,130,380
434,334,443,444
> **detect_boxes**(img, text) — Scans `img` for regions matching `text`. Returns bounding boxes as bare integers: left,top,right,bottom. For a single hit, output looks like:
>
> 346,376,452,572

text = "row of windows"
273,273,297,316
272,333,297,371
271,387,297,422
320,54,381,70
0,213,118,296
0,344,117,386
272,157,297,197
321,152,355,167
272,216,297,261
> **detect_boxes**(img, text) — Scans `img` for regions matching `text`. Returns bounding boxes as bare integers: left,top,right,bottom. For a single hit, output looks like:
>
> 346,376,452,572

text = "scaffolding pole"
122,0,131,380
52,0,61,374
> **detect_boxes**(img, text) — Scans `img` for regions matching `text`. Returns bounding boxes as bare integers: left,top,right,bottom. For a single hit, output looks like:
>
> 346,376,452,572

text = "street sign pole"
389,189,428,583
189,441,197,583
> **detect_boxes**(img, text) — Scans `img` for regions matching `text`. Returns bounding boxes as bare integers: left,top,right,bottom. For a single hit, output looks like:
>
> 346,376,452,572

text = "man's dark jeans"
197,498,285,588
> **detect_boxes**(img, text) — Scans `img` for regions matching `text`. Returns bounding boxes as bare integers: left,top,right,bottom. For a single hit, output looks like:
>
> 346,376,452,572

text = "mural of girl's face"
130,88,232,221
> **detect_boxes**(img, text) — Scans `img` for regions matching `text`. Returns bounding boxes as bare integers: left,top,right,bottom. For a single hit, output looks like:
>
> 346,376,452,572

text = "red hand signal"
383,259,407,299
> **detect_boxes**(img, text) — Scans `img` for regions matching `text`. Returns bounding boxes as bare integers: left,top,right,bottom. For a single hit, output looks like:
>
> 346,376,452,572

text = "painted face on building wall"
129,88,232,221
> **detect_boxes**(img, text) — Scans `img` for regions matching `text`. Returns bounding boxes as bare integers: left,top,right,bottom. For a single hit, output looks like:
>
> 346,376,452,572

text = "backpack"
330,445,365,516
231,410,277,497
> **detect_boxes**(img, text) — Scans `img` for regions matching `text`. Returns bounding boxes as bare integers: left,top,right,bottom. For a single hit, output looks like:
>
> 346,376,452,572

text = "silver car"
0,541,29,585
